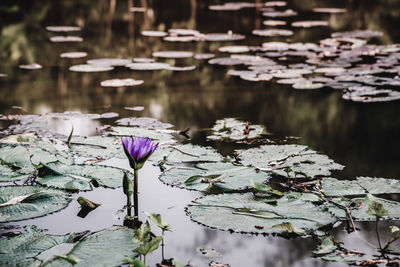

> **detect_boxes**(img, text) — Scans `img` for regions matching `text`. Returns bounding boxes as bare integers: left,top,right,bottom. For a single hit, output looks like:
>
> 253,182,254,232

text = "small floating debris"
152,51,193,58
19,63,42,70
69,64,114,72
126,62,170,70
87,58,132,66
291,21,329,28
100,78,144,87
60,52,88,59
141,30,168,37
252,29,294,37
263,20,287,26
50,36,83,42
46,26,81,32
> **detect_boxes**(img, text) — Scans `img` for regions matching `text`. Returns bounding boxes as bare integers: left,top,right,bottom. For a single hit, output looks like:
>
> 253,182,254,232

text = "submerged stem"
134,169,139,219
376,219,382,251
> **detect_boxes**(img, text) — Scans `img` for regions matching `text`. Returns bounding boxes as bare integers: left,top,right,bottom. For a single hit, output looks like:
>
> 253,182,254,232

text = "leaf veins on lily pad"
207,118,268,142
0,186,71,222
151,144,223,164
186,192,337,235
236,144,344,178
106,127,176,143
321,177,400,196
115,117,174,129
159,162,271,192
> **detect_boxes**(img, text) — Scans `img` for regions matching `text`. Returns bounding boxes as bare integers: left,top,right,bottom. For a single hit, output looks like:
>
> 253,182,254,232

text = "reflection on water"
0,0,400,266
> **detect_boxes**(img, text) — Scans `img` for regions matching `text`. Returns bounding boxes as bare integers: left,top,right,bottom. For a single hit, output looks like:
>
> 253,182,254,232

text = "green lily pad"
36,161,129,190
207,118,267,141
0,226,138,267
321,177,400,196
115,117,174,129
151,144,223,164
325,194,400,221
106,127,176,143
68,135,123,160
187,192,337,235
0,226,82,267
44,226,138,267
159,162,271,192
0,186,71,222
0,144,71,182
236,144,344,178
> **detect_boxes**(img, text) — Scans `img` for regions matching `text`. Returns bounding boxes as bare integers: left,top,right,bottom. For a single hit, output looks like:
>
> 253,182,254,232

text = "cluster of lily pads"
1,114,399,264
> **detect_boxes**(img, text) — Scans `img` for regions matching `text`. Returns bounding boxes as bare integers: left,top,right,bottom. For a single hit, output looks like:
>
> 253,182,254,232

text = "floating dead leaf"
100,78,144,87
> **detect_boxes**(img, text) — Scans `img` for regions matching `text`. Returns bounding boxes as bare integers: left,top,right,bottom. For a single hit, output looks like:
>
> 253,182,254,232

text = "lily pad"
0,186,71,222
194,53,215,60
44,226,138,267
60,52,88,59
87,58,132,66
326,194,400,221
252,29,294,37
187,192,337,235
263,20,287,26
165,65,196,71
321,177,400,196
208,57,244,66
159,162,271,192
19,63,42,70
203,33,245,42
141,30,168,37
291,21,328,28
0,226,82,267
69,64,114,72
36,161,129,190
292,80,324,90
168,29,200,36
262,9,297,17
50,36,83,42
151,144,223,164
331,30,383,39
164,36,198,42
115,117,174,129
236,144,344,178
68,135,123,159
152,51,193,58
126,62,170,70
46,26,81,32
106,127,176,143
100,78,143,87
207,118,267,141
218,46,250,53
312,8,347,13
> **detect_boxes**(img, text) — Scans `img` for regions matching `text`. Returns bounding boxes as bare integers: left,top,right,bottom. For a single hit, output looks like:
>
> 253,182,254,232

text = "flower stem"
134,169,139,218
126,195,132,217
376,218,382,251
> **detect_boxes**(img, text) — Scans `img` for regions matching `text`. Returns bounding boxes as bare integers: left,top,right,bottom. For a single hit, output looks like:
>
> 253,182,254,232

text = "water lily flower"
121,136,158,170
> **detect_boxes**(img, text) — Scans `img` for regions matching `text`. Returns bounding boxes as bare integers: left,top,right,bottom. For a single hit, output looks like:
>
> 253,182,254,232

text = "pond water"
0,0,400,266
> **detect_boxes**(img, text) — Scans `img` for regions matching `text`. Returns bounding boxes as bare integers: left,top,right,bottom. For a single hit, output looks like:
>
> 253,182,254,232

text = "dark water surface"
0,0,400,266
